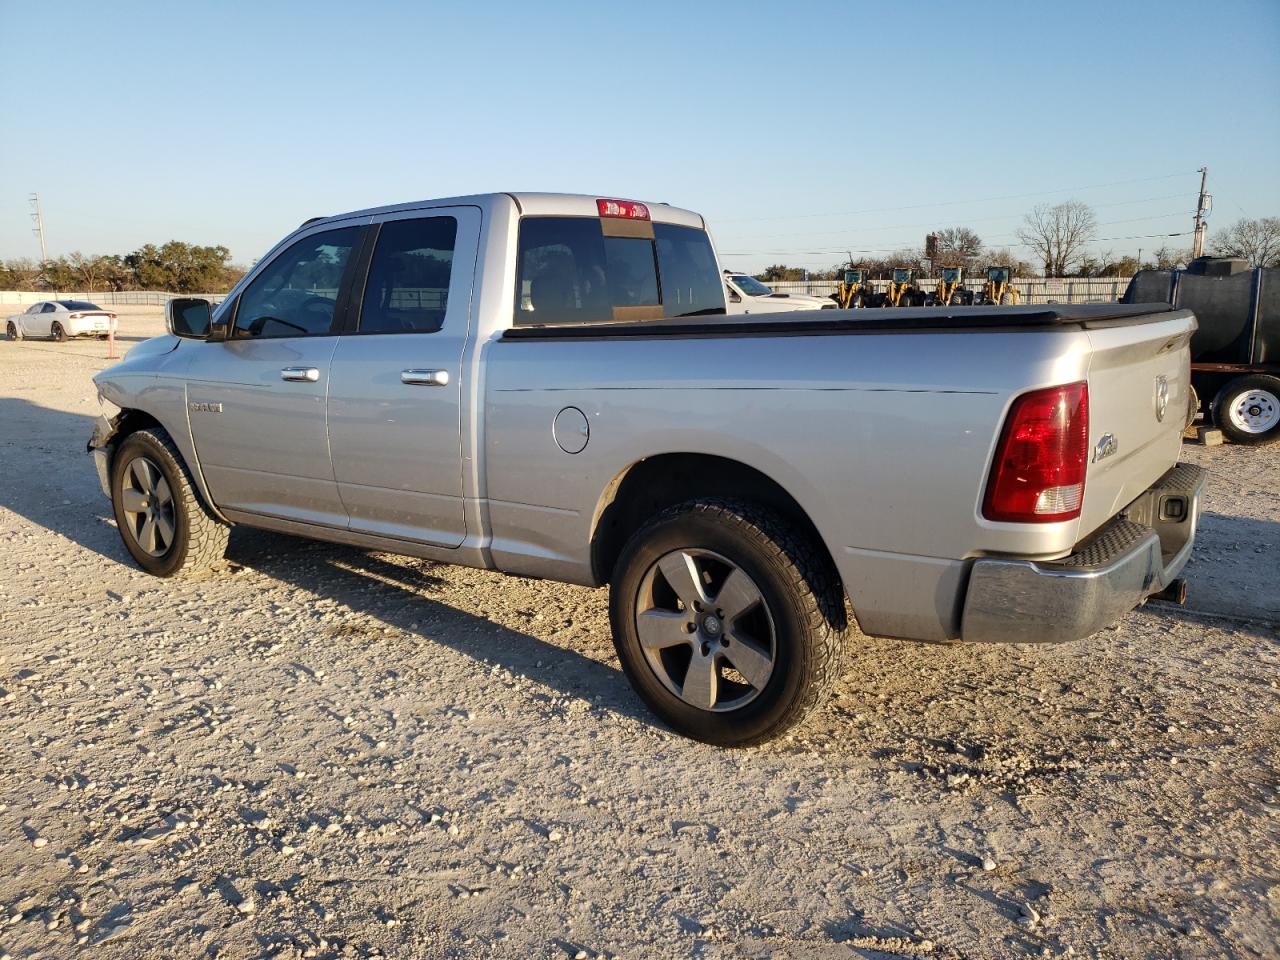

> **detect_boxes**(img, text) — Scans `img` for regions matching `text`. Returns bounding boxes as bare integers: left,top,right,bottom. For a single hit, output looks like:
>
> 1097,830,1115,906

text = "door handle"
280,367,320,382
401,369,450,386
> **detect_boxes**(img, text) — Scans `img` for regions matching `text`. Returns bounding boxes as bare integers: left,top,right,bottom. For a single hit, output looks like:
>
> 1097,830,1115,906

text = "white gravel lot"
1,311,1277,960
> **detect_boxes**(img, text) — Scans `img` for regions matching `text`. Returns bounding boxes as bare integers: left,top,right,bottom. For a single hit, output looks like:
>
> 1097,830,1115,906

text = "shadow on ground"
0,395,658,731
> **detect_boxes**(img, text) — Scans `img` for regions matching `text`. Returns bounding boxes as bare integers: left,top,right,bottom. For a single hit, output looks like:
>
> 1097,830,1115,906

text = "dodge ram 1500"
89,193,1205,745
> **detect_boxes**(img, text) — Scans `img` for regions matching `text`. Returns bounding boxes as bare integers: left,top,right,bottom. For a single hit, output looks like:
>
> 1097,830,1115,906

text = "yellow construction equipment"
832,268,876,308
930,266,973,306
979,266,1020,305
885,268,920,307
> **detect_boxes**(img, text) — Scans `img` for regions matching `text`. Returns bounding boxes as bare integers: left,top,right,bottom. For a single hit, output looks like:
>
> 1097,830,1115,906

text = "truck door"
184,223,366,529
326,207,480,547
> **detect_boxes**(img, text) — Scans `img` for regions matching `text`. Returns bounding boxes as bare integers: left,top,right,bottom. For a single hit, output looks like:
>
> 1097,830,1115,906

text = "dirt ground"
1,311,1277,960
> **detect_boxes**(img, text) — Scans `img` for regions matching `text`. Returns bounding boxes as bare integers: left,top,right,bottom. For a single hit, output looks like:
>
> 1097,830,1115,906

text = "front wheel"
609,499,848,747
111,427,230,576
6,321,20,341
1213,375,1280,445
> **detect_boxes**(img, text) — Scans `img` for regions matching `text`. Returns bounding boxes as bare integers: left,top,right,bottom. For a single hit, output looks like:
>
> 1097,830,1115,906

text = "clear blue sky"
2,0,1277,274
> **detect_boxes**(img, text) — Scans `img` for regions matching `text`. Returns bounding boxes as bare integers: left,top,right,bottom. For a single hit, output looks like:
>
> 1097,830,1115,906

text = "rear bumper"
961,463,1206,643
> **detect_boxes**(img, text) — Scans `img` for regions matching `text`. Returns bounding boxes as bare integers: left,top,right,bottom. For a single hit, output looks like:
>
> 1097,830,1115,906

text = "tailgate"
1078,309,1196,537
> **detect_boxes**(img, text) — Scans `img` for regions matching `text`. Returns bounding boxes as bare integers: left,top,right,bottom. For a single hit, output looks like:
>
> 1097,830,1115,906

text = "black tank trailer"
1123,257,1280,444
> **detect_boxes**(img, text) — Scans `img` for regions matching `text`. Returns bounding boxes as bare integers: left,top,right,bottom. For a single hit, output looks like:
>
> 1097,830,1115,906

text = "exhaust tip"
1151,578,1188,605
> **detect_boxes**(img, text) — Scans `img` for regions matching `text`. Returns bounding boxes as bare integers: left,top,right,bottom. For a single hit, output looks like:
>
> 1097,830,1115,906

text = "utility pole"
1191,166,1210,258
29,193,47,263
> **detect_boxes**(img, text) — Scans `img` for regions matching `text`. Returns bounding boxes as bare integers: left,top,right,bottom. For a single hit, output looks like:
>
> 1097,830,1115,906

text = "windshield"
729,275,774,297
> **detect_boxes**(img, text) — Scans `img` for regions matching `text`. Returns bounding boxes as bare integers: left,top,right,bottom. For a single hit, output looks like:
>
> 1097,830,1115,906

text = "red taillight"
983,382,1089,523
69,313,81,319
596,198,650,220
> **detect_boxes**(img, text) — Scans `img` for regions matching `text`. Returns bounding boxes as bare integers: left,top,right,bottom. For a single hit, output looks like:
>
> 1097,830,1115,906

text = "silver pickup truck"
89,193,1205,746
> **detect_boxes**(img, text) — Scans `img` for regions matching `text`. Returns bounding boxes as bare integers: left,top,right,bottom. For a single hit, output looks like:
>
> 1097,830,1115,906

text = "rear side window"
515,217,724,325
359,217,458,333
655,224,723,318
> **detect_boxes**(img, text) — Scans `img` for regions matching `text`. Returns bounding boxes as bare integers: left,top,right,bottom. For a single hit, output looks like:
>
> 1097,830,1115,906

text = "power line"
720,193,1193,243
720,216,1192,258
712,170,1200,225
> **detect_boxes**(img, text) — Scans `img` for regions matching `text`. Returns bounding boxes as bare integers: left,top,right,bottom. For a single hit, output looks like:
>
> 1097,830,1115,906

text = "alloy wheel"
119,456,176,557
634,548,776,712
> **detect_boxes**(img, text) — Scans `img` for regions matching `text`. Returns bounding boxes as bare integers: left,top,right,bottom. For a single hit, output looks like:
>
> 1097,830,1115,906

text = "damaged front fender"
87,410,123,498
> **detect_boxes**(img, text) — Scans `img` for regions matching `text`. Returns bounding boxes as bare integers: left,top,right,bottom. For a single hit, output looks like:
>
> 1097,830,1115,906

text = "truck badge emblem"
190,401,223,414
1093,433,1118,463
1154,376,1169,423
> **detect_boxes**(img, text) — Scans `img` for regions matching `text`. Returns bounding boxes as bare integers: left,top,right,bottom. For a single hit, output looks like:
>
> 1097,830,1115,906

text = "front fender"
84,400,230,525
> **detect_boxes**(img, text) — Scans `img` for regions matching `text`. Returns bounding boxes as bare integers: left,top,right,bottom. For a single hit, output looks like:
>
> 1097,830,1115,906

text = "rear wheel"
609,499,847,747
6,321,20,341
1213,375,1280,445
111,427,230,576
51,321,67,342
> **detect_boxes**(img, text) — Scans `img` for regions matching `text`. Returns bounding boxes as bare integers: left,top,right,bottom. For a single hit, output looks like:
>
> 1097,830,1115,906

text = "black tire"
6,321,20,341
52,321,67,342
608,498,848,747
851,293,865,309
110,427,230,576
1212,375,1280,445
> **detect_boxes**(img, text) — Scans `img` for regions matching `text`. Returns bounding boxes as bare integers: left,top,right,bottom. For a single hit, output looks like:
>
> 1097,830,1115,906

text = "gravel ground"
1,313,1277,960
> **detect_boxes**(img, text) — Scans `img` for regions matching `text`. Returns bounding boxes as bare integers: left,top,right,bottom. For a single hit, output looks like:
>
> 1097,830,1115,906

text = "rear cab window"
515,215,724,325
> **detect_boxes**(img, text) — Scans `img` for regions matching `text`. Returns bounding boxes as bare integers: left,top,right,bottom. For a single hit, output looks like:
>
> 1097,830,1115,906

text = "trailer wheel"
1213,375,1280,445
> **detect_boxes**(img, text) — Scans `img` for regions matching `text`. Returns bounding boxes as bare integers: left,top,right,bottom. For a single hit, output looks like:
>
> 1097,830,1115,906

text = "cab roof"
305,193,705,230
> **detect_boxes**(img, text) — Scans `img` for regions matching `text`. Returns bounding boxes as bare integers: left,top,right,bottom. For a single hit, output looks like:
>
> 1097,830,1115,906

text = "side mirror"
166,298,212,339
166,297,226,341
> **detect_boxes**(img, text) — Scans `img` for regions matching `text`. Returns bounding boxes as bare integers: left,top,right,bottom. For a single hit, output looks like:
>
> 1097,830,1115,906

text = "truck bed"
503,302,1186,339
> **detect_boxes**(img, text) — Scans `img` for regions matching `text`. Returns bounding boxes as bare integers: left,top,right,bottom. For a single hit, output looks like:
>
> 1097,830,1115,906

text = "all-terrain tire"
608,498,848,747
110,427,230,576
1212,375,1280,445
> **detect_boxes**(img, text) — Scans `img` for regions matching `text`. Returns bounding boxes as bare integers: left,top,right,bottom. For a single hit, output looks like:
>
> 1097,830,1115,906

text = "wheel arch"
589,452,842,593
100,407,229,523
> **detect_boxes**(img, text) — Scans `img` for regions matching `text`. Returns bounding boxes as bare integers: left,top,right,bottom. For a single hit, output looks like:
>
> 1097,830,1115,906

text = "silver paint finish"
326,205,482,547
90,192,1200,647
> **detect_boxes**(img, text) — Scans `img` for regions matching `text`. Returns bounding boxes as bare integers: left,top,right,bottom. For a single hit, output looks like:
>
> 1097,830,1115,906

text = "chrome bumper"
961,463,1206,643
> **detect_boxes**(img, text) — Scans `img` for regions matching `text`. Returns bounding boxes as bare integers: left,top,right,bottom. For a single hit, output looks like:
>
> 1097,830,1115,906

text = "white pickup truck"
722,271,836,314
88,193,1205,746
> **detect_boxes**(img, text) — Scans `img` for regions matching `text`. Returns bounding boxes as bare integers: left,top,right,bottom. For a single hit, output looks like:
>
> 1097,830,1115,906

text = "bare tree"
1211,217,1280,267
934,227,984,269
1016,201,1097,276
67,252,107,292
1151,245,1192,270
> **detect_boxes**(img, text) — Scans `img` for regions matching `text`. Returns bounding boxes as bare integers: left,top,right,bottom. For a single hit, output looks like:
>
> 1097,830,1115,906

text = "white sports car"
6,300,117,341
